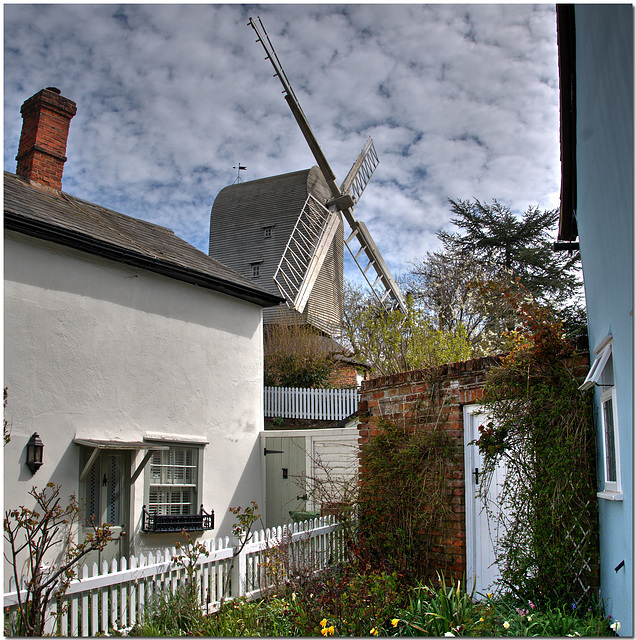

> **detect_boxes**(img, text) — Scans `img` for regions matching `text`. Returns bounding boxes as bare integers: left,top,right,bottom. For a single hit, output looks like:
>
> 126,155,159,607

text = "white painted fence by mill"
4,516,344,637
265,386,360,420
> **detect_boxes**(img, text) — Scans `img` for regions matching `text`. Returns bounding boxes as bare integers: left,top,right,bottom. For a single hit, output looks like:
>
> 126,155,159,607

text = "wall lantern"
26,432,44,474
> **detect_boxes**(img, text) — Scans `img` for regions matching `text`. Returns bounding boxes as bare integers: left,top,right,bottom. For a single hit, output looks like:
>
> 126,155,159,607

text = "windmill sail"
274,195,340,313
249,16,406,313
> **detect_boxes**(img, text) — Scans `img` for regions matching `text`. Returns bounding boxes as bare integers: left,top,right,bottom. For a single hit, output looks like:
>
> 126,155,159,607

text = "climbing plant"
358,415,458,581
475,292,598,605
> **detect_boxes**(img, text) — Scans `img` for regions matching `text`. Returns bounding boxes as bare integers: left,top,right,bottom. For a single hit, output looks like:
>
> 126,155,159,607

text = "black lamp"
26,432,44,474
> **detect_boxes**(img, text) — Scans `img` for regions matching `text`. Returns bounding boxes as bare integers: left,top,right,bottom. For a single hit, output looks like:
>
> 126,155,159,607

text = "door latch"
474,467,480,485
297,494,308,501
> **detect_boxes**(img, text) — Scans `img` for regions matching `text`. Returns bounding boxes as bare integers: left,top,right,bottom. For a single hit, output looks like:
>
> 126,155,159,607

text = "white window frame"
599,386,621,498
582,337,622,500
145,445,203,516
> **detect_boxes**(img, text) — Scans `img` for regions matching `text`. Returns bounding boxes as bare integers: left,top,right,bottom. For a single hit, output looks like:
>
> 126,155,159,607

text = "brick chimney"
15,87,77,191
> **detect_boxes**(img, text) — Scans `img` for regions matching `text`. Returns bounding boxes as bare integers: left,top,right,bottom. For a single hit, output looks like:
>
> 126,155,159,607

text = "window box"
142,505,214,533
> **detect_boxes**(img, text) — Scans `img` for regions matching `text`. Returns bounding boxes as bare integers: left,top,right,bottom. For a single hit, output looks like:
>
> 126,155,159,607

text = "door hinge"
474,467,480,485
264,448,284,455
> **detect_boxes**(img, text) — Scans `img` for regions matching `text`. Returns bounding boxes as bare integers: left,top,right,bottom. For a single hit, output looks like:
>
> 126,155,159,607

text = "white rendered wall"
4,232,266,583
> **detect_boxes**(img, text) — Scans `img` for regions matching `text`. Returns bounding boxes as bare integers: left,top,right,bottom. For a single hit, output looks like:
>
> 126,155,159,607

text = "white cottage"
3,87,283,583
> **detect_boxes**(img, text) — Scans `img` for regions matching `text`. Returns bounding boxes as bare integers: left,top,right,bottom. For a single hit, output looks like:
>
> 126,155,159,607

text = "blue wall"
574,5,633,635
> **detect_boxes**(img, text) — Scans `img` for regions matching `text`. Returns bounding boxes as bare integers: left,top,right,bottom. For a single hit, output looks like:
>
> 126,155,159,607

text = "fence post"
232,543,247,599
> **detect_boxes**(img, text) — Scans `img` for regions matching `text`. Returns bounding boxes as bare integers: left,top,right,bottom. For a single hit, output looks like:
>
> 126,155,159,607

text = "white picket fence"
265,386,360,420
4,516,345,637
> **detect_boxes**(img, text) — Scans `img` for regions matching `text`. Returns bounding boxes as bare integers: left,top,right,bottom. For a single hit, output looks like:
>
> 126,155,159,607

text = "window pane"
603,398,617,483
147,447,197,515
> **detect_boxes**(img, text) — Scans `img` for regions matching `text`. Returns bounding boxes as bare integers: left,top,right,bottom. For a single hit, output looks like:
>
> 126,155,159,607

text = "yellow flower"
479,617,484,623
370,627,379,636
321,628,329,637
328,626,335,636
320,619,328,628
487,593,492,599
391,619,399,628
292,593,296,602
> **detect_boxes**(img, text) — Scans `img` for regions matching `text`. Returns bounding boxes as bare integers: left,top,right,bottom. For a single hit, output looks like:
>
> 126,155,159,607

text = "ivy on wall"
358,416,458,581
476,295,598,605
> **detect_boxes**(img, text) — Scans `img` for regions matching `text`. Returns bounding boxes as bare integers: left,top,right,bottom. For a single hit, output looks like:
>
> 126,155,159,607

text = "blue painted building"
556,5,633,635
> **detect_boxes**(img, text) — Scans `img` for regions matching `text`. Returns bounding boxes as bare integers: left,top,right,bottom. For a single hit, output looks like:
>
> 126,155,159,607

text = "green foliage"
358,418,458,580
406,198,586,354
396,574,476,636
4,483,112,636
343,284,473,377
392,582,615,637
476,298,598,604
264,322,335,388
131,584,206,636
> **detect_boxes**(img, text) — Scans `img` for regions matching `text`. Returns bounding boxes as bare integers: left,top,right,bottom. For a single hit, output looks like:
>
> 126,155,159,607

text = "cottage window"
581,338,622,500
263,226,273,238
250,262,261,278
147,447,199,515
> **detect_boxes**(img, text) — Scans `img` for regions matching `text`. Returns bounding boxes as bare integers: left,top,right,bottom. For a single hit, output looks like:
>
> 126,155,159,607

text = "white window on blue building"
580,337,622,500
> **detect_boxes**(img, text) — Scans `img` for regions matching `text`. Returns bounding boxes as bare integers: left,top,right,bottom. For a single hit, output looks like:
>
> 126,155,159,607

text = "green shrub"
358,418,458,581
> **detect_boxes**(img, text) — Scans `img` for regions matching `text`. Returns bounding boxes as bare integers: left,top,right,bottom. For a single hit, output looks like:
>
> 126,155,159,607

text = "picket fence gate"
4,516,345,637
264,386,360,421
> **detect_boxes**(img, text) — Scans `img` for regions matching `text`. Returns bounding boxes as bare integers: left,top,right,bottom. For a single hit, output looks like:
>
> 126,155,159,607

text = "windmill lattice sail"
248,16,406,315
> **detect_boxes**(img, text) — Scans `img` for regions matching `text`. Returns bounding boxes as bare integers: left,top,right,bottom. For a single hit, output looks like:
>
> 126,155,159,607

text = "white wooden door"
265,436,307,529
464,404,507,597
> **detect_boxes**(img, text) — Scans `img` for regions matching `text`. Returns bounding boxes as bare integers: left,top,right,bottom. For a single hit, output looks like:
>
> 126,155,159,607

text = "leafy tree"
407,198,584,353
264,321,335,388
342,282,472,378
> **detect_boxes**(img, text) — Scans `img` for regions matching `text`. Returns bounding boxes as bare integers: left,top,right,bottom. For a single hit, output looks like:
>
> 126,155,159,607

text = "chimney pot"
15,88,77,191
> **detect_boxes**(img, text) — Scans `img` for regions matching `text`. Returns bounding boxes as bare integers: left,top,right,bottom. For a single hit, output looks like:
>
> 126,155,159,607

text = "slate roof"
4,171,284,307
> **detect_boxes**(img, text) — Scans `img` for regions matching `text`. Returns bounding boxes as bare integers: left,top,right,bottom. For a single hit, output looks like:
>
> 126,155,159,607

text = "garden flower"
503,621,510,630
292,592,296,601
328,626,335,636
391,619,399,628
370,627,379,636
487,593,492,598
528,600,535,610
444,633,455,637
610,621,621,633
321,629,329,637
320,619,328,628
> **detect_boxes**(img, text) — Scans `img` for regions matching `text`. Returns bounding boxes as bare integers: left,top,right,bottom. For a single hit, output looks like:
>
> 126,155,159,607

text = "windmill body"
209,16,405,341
209,166,344,337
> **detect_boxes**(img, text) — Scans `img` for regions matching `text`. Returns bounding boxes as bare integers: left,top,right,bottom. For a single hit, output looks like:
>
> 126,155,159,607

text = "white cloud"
4,3,561,285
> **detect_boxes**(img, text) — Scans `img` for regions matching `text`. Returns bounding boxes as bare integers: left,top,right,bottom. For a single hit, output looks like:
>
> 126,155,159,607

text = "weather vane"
233,163,247,184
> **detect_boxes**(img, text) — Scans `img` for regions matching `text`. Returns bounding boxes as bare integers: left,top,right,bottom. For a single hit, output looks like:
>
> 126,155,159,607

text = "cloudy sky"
4,3,561,284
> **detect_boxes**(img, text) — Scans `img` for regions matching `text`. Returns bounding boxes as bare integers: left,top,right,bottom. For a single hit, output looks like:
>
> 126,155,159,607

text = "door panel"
464,405,507,597
82,450,130,565
265,436,307,529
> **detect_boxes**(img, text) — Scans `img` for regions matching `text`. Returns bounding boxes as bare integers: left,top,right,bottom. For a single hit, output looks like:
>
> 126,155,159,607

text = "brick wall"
326,362,358,388
357,355,500,580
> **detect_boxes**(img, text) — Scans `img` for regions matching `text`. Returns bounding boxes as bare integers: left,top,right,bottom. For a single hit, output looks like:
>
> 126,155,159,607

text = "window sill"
597,490,623,501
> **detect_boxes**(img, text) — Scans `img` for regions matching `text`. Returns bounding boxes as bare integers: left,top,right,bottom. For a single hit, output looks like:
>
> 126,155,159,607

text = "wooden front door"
463,404,507,597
